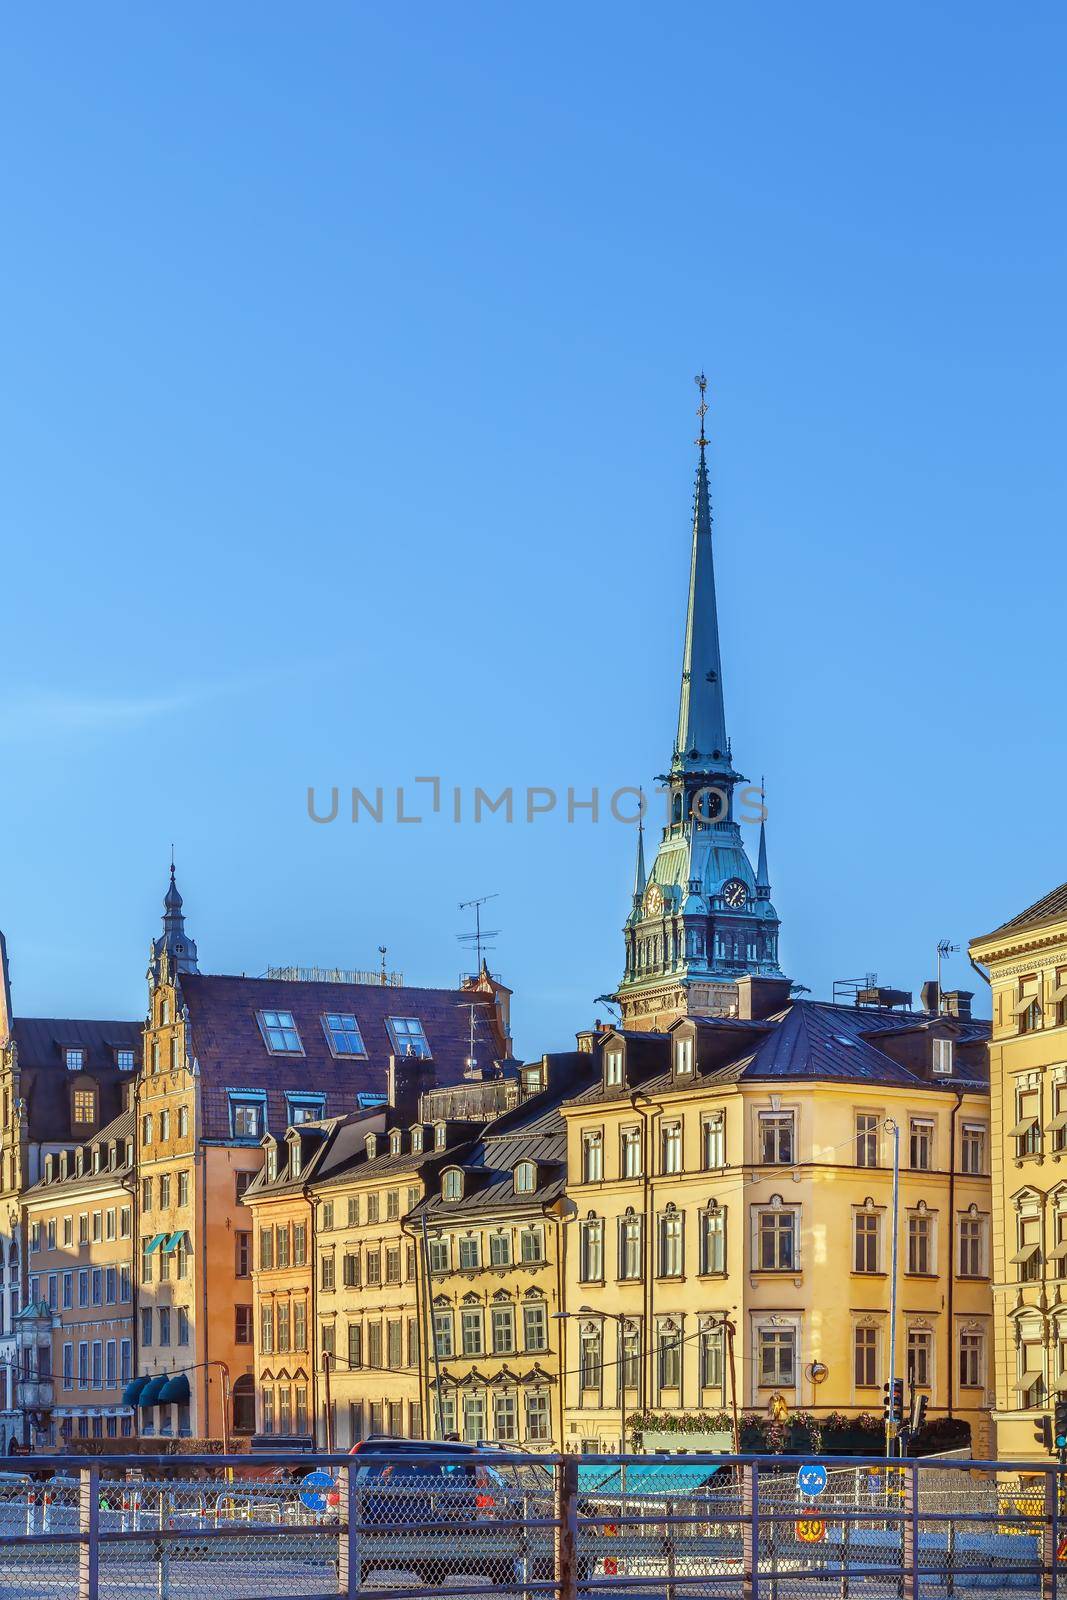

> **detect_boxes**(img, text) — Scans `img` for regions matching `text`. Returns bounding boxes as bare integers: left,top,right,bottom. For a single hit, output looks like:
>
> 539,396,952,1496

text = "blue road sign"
299,1470,336,1512
797,1463,828,1497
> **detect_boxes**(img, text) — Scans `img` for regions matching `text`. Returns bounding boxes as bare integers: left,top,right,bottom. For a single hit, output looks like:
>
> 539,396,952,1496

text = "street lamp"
555,1307,636,1486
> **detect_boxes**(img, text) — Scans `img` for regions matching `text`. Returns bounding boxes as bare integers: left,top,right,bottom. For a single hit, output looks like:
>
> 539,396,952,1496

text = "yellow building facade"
560,996,994,1455
971,882,1067,1462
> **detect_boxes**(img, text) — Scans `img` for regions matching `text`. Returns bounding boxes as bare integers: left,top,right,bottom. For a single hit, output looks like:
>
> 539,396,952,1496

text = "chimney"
387,1053,436,1123
920,980,940,1015
736,975,794,1021
940,989,973,1020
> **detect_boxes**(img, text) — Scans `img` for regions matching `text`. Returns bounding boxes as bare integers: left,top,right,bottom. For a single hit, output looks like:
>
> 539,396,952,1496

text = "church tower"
616,377,784,1030
149,857,199,982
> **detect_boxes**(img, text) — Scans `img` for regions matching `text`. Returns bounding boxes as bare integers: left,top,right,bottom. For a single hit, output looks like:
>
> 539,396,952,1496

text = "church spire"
674,373,729,772
150,854,199,980
631,808,647,908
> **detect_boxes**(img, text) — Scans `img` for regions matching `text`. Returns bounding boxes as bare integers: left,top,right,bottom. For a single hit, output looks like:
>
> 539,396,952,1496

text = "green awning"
122,1377,148,1407
158,1373,191,1404
140,1376,168,1409
161,1231,186,1254
143,1233,167,1255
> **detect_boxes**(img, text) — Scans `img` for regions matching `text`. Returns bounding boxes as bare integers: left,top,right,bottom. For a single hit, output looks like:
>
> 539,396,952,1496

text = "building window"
604,1050,623,1087
700,1324,724,1390
959,1214,985,1278
700,1206,726,1274
758,1327,796,1387
461,1308,484,1356
1017,977,1042,1034
619,1212,643,1279
1019,1340,1045,1408
580,1217,604,1282
442,1169,463,1202
961,1123,987,1174
854,1326,878,1387
703,1115,725,1169
579,1324,602,1391
386,1017,431,1058
520,1224,544,1263
909,1119,934,1171
493,1392,517,1442
65,1048,84,1072
1014,1215,1042,1282
489,1231,511,1267
1013,1090,1042,1158
526,1393,551,1442
117,1049,136,1071
514,1161,536,1194
658,1207,684,1277
322,1013,367,1057
72,1089,96,1124
458,1235,480,1271
523,1301,548,1352
959,1330,984,1390
621,1322,641,1389
756,1204,796,1271
658,1322,681,1389
856,1114,879,1168
675,1036,694,1075
428,1236,450,1273
231,1100,263,1139
582,1131,604,1184
759,1112,794,1165
235,1232,251,1277
288,1096,325,1125
661,1122,683,1175
492,1305,515,1354
235,1306,253,1344
620,1126,642,1178
461,1394,484,1444
854,1209,881,1273
932,1037,954,1075
908,1328,932,1388
257,1010,303,1053
907,1211,934,1275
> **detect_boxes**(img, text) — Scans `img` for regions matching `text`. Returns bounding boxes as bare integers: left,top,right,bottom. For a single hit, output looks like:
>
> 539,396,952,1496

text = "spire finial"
695,371,709,450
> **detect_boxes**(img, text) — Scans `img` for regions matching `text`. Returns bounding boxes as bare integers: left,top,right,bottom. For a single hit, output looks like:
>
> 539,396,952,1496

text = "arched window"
672,792,683,825
232,1374,255,1435
442,1169,463,1202
514,1161,536,1195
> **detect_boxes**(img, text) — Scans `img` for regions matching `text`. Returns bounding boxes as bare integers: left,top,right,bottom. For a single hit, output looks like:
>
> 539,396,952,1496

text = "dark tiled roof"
178,973,503,1141
567,1000,989,1104
976,882,1067,943
12,1017,142,1144
24,1107,136,1199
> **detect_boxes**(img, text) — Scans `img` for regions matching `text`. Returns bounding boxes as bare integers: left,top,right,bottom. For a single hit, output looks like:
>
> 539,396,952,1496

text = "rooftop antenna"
936,940,960,1010
458,894,500,976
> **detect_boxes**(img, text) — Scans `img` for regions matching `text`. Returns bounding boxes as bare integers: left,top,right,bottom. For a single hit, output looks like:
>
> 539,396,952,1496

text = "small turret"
149,857,199,981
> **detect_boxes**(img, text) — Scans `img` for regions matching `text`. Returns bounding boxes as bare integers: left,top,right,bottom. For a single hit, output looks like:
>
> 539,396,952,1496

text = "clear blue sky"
2,4,1064,1054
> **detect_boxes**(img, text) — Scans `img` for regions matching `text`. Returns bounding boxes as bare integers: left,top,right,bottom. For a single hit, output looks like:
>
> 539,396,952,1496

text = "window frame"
256,1010,304,1055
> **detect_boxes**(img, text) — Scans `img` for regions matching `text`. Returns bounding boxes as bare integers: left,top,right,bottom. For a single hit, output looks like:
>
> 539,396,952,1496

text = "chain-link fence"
0,1450,1061,1600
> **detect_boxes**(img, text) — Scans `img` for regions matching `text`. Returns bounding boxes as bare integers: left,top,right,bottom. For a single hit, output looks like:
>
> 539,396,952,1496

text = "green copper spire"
631,807,647,910
674,373,729,772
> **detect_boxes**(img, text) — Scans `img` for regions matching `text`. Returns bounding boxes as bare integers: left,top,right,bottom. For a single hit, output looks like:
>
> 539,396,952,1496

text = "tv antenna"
458,894,500,974
936,939,960,1005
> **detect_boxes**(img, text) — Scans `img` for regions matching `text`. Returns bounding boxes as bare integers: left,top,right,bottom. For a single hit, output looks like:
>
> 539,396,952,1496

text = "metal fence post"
742,1464,759,1600
902,1462,918,1600
1043,1469,1058,1600
337,1465,359,1598
78,1464,100,1600
556,1456,579,1600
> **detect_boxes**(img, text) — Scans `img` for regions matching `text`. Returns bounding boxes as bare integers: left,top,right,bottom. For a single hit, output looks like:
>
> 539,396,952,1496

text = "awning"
140,1376,168,1409
1050,984,1067,1007
1010,1242,1041,1264
1009,1118,1039,1138
1018,1365,1044,1385
158,1373,191,1405
1047,1112,1067,1133
1013,993,1041,1015
143,1233,167,1255
122,1377,149,1407
161,1231,186,1254
1048,1242,1067,1261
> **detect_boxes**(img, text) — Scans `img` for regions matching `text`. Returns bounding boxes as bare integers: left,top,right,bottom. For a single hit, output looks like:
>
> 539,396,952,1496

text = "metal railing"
0,1449,1061,1600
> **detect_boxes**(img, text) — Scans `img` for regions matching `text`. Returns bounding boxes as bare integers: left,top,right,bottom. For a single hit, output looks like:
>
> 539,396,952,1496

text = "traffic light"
1034,1415,1053,1452
883,1379,905,1428
1054,1396,1067,1452
909,1392,929,1434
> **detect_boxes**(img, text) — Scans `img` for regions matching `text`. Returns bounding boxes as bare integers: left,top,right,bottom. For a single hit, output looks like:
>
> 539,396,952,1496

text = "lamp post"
555,1307,635,1488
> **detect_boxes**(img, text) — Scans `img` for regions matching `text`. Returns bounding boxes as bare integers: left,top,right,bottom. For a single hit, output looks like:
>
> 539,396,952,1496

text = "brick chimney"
387,1054,436,1122
940,989,973,1020
735,975,794,1021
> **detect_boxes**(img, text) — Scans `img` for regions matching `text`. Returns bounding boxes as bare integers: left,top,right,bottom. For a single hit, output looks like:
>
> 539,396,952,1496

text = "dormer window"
290,1142,302,1178
390,1130,402,1155
366,1134,378,1159
65,1048,84,1072
116,1049,136,1071
91,1147,101,1174
75,1149,84,1177
58,1152,68,1179
125,1140,134,1165
411,1127,424,1153
230,1097,264,1140
286,1094,325,1125
435,1123,448,1150
604,1050,623,1087
266,1146,277,1181
108,1142,117,1170
675,1036,694,1075
932,1038,954,1075
442,1168,463,1202
386,1017,431,1059
514,1161,536,1195
44,1155,54,1182
257,1011,303,1054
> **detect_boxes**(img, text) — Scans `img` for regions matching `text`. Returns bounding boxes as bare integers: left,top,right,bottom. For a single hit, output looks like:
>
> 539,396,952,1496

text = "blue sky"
2,4,1064,1054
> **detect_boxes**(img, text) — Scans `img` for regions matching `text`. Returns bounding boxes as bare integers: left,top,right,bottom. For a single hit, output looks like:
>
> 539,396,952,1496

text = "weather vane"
695,371,709,448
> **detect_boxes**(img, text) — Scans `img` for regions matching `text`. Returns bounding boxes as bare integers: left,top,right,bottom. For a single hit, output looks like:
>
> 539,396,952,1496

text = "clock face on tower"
722,878,749,910
644,883,664,917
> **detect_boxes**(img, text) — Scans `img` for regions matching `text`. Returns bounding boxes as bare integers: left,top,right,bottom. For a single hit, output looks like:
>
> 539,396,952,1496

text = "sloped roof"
975,882,1067,945
178,972,502,1140
11,1016,142,1143
23,1106,136,1200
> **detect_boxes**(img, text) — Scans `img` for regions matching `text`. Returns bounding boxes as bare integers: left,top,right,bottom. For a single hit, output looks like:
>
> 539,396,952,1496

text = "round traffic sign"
796,1518,826,1544
299,1470,336,1513
797,1463,827,1497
